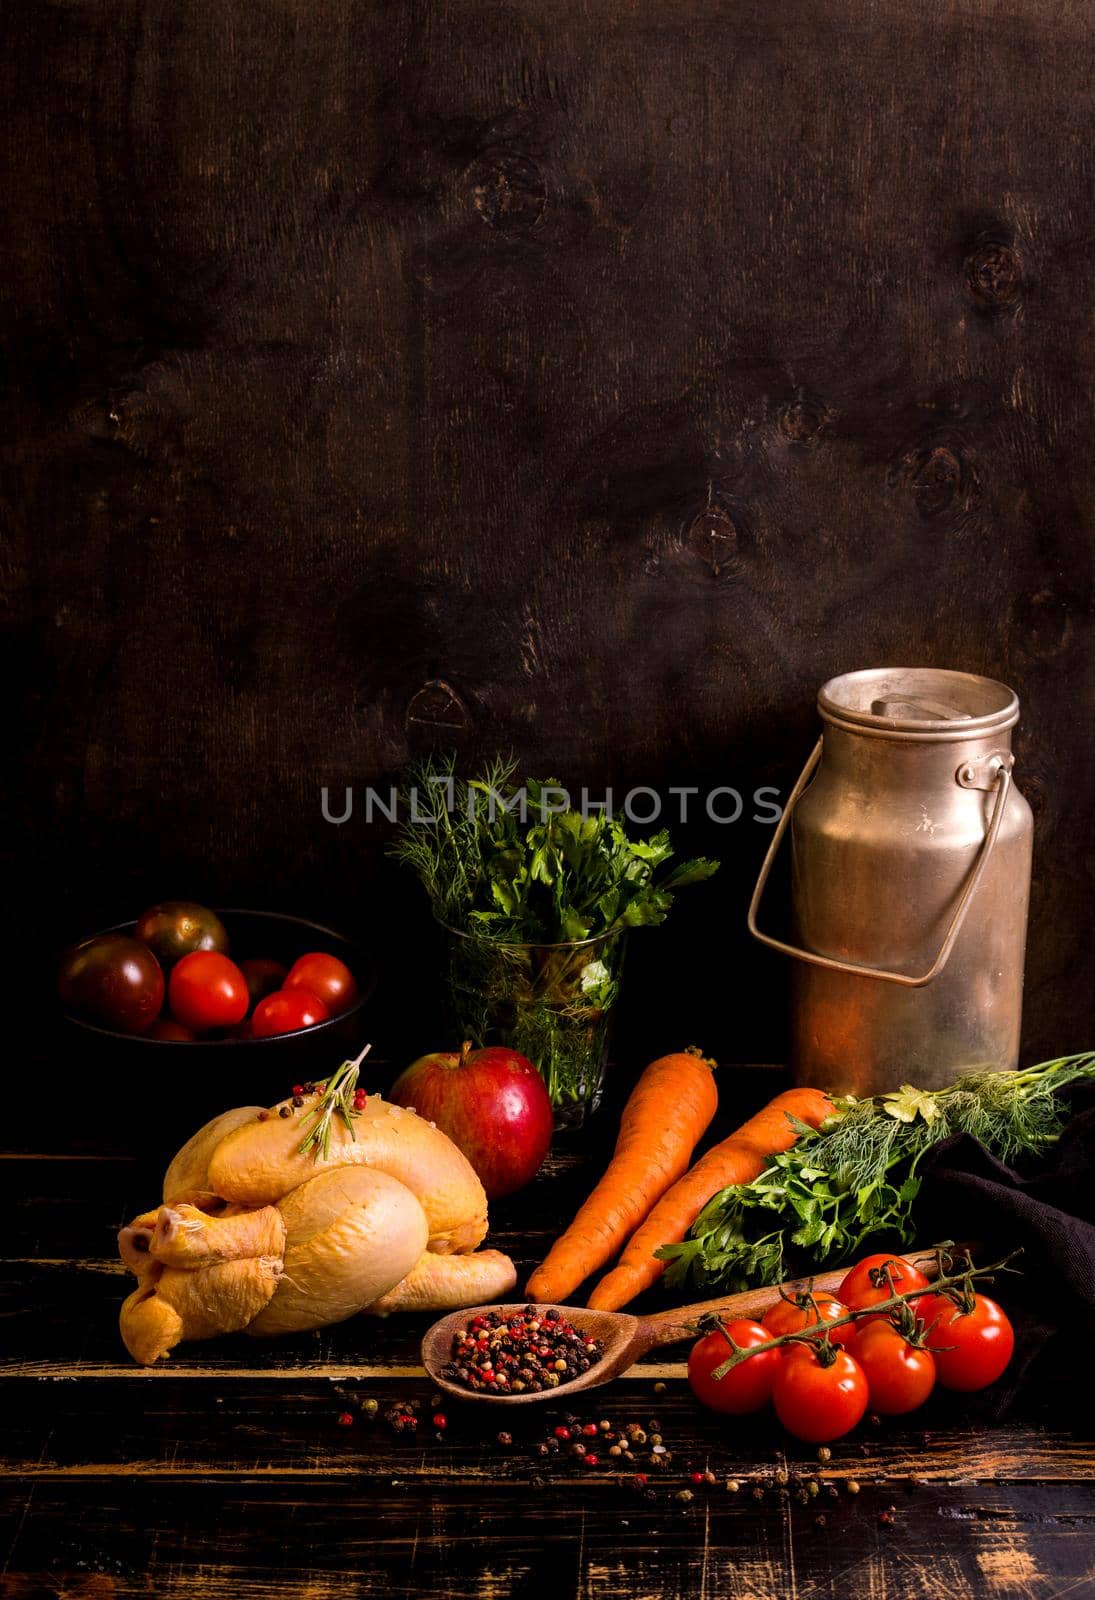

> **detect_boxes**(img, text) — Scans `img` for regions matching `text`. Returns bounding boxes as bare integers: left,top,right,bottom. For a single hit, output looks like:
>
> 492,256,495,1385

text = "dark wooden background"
4,0,1094,1071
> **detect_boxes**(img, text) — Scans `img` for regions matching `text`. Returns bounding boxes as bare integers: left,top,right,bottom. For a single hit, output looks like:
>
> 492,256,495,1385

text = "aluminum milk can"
748,668,1033,1095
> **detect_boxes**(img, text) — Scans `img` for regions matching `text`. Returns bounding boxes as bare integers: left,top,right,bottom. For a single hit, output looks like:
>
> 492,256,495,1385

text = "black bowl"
58,909,376,1134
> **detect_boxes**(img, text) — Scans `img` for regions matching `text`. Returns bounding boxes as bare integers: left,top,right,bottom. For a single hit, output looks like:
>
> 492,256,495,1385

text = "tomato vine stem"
707,1245,1021,1381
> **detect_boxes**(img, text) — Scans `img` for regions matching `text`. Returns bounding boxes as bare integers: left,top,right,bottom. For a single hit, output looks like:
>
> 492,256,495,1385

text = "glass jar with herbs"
391,758,718,1128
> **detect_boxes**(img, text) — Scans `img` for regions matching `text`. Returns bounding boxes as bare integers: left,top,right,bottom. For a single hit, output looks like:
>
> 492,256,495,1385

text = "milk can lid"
819,667,1019,741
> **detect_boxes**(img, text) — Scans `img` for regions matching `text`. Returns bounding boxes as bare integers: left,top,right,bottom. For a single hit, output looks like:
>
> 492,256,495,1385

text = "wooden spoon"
422,1268,858,1405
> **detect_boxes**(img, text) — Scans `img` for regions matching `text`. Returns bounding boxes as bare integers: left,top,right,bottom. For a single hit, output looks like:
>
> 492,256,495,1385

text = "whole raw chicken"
118,1078,516,1364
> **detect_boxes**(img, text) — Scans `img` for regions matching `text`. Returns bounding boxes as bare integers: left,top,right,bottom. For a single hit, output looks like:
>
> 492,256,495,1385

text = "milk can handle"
747,740,1013,989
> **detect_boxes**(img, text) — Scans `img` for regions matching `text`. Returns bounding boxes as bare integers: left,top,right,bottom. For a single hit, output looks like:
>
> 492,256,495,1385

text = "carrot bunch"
526,1050,833,1312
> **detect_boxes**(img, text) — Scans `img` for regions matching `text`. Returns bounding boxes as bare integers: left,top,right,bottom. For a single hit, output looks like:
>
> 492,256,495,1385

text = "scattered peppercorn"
360,1398,378,1418
583,1454,599,1467
278,1106,291,1119
846,1480,861,1496
336,1412,354,1428
690,1472,704,1484
725,1479,740,1494
816,1447,832,1463
774,1468,789,1487
653,1381,666,1394
291,1085,304,1097
675,1489,694,1505
432,1414,447,1431
497,1431,513,1447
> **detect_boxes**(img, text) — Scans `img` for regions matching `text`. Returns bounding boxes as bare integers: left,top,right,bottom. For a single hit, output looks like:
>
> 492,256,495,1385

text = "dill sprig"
660,1053,1095,1293
297,1044,371,1163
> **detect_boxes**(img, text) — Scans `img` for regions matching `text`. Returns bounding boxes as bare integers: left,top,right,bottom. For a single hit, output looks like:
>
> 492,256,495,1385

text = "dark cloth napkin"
914,1087,1095,1420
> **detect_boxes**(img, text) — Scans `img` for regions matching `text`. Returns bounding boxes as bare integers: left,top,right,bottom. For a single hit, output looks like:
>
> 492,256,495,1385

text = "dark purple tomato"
147,1019,196,1042
134,901,229,969
59,935,165,1034
239,957,289,1009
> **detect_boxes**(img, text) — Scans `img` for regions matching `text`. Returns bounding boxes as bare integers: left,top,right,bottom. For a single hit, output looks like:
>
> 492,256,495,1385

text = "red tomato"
762,1292,854,1348
917,1294,1015,1392
839,1253,930,1303
168,951,250,1032
772,1346,870,1442
284,952,358,1016
839,1253,931,1327
239,958,288,1009
687,1319,782,1414
852,1322,936,1414
251,988,330,1039
147,1019,196,1042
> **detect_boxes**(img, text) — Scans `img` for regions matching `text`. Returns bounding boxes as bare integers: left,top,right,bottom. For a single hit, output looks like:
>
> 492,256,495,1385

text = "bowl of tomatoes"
57,905,375,1114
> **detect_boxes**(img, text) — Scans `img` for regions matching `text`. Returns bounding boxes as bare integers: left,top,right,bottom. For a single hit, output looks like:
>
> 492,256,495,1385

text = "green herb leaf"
883,1085,942,1125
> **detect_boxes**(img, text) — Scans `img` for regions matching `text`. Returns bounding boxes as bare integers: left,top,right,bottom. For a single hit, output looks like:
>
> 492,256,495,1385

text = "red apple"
389,1042,553,1200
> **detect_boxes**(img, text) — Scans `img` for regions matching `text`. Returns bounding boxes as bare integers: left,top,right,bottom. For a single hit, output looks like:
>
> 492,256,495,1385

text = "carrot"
586,1086,834,1311
525,1048,719,1305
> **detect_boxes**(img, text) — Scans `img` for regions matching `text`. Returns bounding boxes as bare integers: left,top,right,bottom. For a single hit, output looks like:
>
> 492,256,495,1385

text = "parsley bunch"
660,1053,1095,1292
390,753,719,944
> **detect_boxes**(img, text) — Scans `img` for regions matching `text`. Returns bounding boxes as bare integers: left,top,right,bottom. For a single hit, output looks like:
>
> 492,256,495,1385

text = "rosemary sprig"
297,1044,372,1163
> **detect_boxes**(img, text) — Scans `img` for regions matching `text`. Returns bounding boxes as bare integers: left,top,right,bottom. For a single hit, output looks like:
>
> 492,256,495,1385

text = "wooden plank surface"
2,1069,1093,1599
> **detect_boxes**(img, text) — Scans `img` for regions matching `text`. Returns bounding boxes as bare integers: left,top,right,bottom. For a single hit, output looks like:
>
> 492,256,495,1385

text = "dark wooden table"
2,1068,1092,1600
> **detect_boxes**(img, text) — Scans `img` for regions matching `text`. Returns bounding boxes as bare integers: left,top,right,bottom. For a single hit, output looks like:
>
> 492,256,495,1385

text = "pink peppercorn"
336,1412,354,1428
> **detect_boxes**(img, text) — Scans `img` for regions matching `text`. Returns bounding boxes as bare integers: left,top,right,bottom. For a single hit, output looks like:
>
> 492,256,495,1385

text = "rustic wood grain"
1,1479,1092,1600
3,0,1094,1070
2,1067,1093,1597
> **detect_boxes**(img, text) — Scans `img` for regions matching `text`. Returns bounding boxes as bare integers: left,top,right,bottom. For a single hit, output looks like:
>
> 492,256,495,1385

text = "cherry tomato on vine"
168,951,249,1032
917,1293,1015,1392
251,988,330,1039
772,1345,870,1442
284,952,358,1016
839,1253,930,1302
852,1322,936,1414
762,1291,854,1348
687,1319,782,1414
839,1253,931,1325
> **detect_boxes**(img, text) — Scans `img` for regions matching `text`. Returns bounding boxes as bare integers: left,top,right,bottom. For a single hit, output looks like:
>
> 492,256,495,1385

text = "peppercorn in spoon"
421,1270,860,1404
